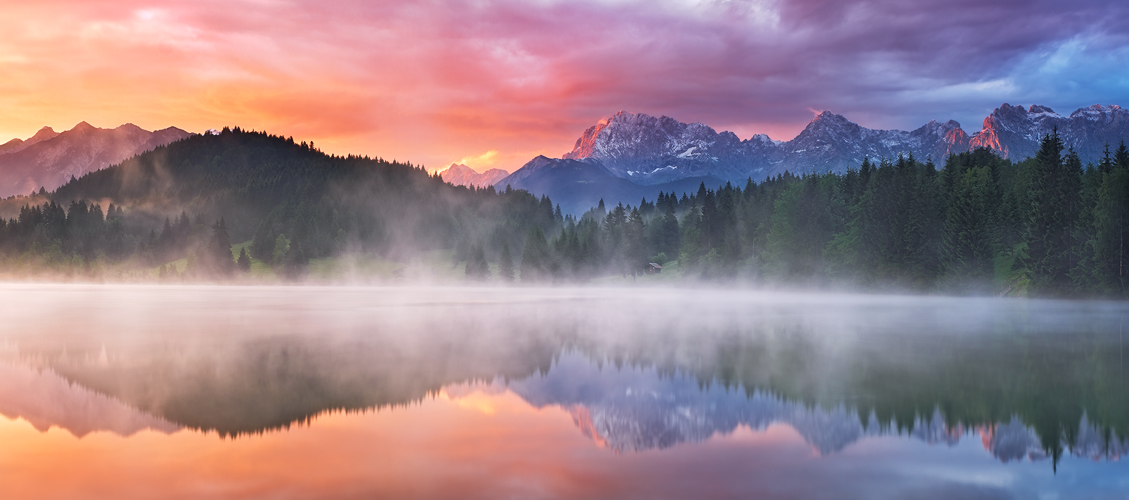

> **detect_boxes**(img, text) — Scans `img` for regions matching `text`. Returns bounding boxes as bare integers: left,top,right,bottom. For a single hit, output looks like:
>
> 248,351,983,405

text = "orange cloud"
2,0,1125,174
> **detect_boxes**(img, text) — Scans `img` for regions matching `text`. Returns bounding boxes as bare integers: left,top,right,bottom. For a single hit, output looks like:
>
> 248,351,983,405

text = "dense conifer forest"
0,128,552,280
531,133,1129,298
1,127,1127,297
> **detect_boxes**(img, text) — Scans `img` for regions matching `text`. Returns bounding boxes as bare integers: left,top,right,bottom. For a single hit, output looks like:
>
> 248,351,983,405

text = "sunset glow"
3,0,1127,172
0,387,814,500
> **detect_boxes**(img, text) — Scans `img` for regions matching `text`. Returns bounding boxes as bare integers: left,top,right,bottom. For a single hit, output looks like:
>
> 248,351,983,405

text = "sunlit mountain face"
0,285,1125,500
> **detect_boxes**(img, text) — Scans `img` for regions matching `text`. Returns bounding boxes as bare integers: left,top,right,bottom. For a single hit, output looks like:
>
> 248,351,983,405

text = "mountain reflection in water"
0,284,1126,499
511,352,1128,462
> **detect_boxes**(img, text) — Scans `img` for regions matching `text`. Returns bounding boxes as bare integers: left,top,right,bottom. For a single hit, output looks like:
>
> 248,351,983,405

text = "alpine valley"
496,103,1129,214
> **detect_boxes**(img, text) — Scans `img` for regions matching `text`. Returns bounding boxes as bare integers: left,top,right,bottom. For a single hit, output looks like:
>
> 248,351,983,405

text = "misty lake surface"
0,284,1126,499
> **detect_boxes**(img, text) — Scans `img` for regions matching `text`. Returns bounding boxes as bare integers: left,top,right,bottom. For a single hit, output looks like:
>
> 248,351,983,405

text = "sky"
1,0,1128,173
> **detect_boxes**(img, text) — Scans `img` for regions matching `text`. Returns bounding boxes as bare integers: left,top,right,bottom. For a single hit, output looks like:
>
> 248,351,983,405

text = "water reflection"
0,285,1126,481
0,361,179,437
511,352,1129,462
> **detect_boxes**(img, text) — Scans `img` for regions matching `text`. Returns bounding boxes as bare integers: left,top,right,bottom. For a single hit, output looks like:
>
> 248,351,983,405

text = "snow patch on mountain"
553,104,1129,185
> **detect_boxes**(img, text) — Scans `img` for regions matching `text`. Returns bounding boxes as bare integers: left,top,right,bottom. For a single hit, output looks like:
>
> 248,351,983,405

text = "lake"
0,284,1126,499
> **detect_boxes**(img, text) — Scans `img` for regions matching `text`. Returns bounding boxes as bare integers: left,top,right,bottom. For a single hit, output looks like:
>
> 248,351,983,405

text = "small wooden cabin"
647,263,663,274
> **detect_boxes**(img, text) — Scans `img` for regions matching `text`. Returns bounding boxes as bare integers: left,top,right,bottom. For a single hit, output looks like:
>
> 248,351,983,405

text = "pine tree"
520,226,551,282
465,243,490,281
251,216,276,261
1092,166,1129,295
1025,131,1075,295
944,166,996,287
237,247,252,271
273,233,291,266
625,207,647,275
498,244,514,282
281,240,308,279
206,218,235,276
660,199,680,257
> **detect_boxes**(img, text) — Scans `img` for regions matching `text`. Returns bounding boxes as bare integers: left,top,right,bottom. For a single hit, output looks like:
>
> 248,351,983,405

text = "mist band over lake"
0,284,1125,499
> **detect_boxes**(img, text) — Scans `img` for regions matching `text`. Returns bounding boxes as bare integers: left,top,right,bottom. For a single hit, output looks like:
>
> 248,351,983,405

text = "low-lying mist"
2,127,1125,300
0,284,1124,454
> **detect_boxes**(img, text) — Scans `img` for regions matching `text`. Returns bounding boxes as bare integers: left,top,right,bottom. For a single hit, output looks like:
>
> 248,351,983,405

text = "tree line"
0,127,553,280
3,125,1128,297
508,133,1129,297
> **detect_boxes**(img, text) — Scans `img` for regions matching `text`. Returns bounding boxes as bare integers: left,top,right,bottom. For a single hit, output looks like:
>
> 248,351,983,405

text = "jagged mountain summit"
556,109,976,184
559,104,1129,183
562,111,766,184
967,103,1129,161
779,112,969,175
0,126,60,155
0,122,191,198
438,163,509,188
498,104,1129,213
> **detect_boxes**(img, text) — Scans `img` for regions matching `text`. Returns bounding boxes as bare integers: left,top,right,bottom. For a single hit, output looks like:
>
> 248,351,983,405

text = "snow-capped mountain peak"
502,103,1129,213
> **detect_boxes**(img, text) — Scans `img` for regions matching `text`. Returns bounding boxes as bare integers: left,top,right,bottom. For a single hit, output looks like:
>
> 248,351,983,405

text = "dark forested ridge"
0,127,555,280
523,133,1129,298
2,126,1128,297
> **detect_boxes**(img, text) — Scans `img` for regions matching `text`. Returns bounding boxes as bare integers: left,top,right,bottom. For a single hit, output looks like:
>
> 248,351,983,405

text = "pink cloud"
0,0,1126,172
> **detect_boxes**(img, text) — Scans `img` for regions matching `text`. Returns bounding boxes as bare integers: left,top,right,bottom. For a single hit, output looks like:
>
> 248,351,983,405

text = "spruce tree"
1025,131,1074,294
237,247,252,271
944,166,995,287
625,208,647,275
661,199,680,257
251,217,276,261
207,218,235,276
498,244,514,282
465,243,489,281
520,226,550,282
1092,166,1129,295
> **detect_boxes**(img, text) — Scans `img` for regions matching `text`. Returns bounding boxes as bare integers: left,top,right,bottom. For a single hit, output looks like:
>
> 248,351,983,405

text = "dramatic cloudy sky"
1,0,1127,172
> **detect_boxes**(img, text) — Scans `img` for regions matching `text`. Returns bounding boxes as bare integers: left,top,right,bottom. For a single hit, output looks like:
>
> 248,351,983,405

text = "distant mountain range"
0,122,190,198
496,104,1129,213
439,163,509,188
494,155,719,214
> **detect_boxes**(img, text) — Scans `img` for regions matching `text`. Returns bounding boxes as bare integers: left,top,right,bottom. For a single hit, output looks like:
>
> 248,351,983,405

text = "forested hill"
524,136,1129,298
0,127,556,279
4,125,1129,298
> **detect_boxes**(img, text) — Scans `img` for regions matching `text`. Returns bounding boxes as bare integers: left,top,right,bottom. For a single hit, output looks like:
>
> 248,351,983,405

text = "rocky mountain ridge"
497,104,1129,212
551,104,1129,185
0,122,191,198
439,163,509,188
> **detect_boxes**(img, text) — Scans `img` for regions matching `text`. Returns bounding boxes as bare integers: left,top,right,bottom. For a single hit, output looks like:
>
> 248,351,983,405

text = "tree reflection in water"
0,284,1125,470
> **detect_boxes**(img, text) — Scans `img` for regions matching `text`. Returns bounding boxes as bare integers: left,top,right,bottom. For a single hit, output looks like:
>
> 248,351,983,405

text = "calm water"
0,284,1126,499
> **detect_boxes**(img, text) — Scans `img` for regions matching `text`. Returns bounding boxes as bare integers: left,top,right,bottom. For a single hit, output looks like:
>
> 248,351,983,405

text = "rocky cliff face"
0,122,190,198
776,112,968,174
562,111,766,184
968,104,1129,161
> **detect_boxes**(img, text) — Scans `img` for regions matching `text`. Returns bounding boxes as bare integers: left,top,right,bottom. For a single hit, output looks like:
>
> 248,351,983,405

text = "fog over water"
0,284,1126,499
